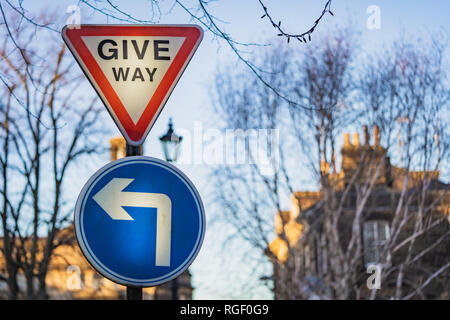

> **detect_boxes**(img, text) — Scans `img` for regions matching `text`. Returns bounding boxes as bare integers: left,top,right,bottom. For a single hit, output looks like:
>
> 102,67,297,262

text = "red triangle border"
62,25,203,145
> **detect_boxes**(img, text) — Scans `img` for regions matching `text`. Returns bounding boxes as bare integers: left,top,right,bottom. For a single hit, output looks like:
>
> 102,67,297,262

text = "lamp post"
159,118,182,300
159,118,183,162
125,142,143,300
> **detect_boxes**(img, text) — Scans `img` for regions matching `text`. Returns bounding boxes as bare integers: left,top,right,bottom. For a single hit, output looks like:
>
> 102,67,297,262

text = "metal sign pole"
126,144,143,158
126,286,143,300
126,142,143,300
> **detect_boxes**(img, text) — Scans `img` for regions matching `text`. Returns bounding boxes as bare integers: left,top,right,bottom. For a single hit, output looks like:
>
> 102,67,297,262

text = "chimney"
344,133,351,146
363,125,369,145
373,125,380,146
353,133,360,147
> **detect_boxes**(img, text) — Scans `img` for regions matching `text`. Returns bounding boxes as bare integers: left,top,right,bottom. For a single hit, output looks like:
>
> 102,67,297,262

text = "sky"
11,0,450,299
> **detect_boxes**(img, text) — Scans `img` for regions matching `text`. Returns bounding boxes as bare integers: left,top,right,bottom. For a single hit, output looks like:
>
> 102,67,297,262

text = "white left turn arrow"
92,178,172,267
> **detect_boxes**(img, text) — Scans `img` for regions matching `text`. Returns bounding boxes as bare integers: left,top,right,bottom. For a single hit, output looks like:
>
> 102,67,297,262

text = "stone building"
268,126,449,299
0,137,193,299
0,224,193,299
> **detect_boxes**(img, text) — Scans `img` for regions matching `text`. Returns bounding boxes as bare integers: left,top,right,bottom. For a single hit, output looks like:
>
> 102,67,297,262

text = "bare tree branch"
258,0,333,43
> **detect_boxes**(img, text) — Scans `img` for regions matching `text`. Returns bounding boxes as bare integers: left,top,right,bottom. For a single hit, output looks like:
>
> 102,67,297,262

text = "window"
315,234,328,274
320,234,327,274
304,245,311,270
363,220,390,266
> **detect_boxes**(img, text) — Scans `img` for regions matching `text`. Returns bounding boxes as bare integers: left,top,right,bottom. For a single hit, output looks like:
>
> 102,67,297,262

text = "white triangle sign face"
62,25,203,146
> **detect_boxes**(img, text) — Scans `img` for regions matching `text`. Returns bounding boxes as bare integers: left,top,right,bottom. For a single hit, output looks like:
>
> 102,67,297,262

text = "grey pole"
126,144,142,158
125,142,143,300
126,286,143,300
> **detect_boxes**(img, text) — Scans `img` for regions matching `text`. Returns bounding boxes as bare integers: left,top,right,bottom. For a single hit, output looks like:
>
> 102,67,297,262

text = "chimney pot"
373,125,380,146
353,133,360,147
363,125,369,145
344,133,351,146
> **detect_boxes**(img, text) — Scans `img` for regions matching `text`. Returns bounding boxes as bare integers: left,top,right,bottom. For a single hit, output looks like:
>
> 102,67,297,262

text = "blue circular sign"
74,156,205,287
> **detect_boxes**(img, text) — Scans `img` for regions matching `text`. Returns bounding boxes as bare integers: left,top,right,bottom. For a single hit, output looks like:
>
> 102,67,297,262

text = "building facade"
269,126,450,299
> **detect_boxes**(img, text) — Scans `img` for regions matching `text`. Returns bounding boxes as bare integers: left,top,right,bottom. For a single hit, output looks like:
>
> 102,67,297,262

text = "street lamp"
159,118,183,162
159,118,182,300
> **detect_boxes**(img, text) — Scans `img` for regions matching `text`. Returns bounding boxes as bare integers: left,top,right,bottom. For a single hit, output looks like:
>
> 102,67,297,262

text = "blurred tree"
0,12,106,299
210,28,449,299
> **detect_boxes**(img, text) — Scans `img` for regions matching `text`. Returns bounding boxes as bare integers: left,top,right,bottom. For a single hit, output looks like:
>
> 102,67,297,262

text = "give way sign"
62,25,203,146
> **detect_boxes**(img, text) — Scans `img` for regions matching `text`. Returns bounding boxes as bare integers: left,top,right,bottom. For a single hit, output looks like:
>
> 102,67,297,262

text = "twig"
183,0,319,111
258,0,334,43
402,262,450,300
